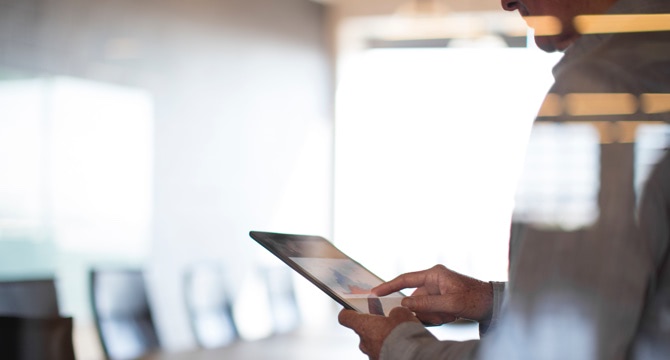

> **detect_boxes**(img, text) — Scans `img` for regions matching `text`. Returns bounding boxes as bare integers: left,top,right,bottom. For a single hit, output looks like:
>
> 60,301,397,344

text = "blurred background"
0,0,584,359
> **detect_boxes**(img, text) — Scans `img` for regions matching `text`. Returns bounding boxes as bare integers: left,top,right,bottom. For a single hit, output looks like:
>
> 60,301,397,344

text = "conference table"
142,320,479,360
142,323,366,360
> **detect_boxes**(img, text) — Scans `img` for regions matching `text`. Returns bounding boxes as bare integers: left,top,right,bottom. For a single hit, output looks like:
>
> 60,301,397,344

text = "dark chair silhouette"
0,315,76,360
183,262,238,348
90,269,160,360
0,278,60,317
0,278,75,360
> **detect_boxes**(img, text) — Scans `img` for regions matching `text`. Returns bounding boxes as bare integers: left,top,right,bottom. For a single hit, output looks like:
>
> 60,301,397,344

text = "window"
0,76,153,322
334,48,562,287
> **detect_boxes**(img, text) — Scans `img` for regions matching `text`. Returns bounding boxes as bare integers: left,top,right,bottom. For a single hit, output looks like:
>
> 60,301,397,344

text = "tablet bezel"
249,230,403,314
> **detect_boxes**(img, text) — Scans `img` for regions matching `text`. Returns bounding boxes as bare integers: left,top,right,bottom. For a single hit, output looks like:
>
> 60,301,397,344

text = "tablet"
249,231,404,316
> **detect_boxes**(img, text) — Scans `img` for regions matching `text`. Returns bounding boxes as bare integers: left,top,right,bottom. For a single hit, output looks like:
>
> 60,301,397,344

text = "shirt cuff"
478,281,506,336
380,322,480,360
380,322,438,360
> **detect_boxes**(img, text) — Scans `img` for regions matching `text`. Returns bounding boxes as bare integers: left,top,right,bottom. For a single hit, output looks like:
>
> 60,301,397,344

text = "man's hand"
338,307,420,360
373,265,493,326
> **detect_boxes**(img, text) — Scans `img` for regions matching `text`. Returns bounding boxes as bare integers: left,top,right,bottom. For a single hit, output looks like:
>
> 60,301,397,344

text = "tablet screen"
250,231,404,316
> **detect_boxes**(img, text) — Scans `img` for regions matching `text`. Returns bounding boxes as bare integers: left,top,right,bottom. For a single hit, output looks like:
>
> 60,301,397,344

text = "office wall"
0,0,333,351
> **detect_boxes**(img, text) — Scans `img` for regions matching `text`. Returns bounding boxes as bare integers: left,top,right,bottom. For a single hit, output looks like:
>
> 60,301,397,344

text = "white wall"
146,5,334,349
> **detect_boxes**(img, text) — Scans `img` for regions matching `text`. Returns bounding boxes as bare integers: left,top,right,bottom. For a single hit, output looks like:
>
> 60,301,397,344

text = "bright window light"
334,47,562,286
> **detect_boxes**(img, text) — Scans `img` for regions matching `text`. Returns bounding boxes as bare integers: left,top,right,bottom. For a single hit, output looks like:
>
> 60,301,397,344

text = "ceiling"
319,0,526,46
312,0,502,18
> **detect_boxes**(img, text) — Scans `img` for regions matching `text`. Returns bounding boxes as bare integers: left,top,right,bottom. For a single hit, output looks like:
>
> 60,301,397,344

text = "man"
339,0,670,359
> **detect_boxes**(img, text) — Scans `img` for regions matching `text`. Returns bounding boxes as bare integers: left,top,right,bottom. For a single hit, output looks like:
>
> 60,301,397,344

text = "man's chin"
534,35,576,53
534,36,560,52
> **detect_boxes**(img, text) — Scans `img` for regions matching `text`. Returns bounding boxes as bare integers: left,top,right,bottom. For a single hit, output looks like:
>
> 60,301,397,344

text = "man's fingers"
338,309,361,328
388,306,420,323
372,270,429,296
414,312,458,326
402,295,460,314
414,312,445,326
389,306,413,318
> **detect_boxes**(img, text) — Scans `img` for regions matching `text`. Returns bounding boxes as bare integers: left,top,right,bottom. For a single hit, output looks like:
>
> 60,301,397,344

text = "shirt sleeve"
478,281,506,336
379,322,480,360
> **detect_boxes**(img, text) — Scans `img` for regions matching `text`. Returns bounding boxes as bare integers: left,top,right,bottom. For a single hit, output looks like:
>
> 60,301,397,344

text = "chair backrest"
0,278,60,317
183,262,238,348
0,315,75,360
90,268,160,360
261,267,300,334
0,279,72,360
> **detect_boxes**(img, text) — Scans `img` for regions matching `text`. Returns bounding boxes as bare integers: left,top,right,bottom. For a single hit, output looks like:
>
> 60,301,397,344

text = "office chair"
261,266,301,334
90,268,160,360
183,262,238,348
0,315,76,360
0,278,75,360
0,278,60,317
